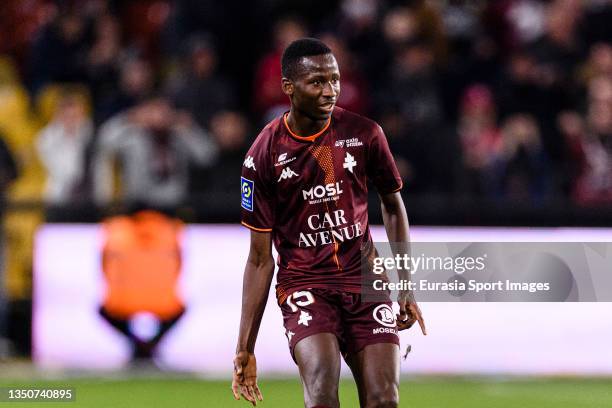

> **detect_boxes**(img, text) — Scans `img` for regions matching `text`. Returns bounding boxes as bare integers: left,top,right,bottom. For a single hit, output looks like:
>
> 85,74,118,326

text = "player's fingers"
397,317,416,331
396,306,412,322
247,385,258,406
231,380,241,400
416,311,427,335
240,385,255,404
410,304,427,335
254,384,264,401
397,301,407,320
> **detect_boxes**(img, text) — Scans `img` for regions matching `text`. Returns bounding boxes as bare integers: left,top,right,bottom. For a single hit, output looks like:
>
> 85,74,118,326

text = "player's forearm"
236,256,275,353
380,192,412,287
380,192,410,247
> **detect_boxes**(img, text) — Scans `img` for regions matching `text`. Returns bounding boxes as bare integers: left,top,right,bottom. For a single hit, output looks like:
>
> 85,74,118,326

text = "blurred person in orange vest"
99,210,185,361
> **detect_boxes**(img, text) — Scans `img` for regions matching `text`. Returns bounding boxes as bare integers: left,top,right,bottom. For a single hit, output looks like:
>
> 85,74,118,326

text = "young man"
233,38,426,408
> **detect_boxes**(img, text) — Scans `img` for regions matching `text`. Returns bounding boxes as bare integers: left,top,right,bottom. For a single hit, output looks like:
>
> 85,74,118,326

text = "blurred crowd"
0,0,610,215
0,0,611,356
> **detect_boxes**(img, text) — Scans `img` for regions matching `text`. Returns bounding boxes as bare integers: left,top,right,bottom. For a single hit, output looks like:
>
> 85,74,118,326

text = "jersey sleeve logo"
241,177,254,211
243,156,256,171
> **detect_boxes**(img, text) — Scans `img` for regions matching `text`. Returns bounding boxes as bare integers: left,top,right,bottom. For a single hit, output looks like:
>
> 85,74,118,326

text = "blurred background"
0,0,611,406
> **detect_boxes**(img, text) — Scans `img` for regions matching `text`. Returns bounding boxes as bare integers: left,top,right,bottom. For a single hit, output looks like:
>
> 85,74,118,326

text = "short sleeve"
240,136,275,232
366,124,403,194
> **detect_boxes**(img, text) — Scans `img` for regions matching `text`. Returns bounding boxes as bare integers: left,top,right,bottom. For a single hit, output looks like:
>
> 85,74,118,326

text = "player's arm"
379,191,427,335
232,230,275,406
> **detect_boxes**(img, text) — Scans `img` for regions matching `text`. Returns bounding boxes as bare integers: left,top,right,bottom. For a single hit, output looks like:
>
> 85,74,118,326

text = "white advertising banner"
33,225,612,375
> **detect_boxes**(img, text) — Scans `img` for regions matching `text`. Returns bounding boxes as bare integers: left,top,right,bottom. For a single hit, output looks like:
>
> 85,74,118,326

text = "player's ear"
281,78,294,96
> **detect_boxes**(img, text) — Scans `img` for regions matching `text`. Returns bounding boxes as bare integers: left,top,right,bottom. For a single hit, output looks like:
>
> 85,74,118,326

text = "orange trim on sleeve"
241,221,273,232
283,113,331,142
390,182,403,193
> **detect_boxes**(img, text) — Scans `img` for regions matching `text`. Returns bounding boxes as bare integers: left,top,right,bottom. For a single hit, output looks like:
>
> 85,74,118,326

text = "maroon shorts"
279,288,399,360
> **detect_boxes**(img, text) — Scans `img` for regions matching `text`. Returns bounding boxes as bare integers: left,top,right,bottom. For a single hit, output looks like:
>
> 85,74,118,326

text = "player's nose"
322,81,337,98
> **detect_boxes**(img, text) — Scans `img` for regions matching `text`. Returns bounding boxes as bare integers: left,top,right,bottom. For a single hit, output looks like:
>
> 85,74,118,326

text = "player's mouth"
318,102,336,113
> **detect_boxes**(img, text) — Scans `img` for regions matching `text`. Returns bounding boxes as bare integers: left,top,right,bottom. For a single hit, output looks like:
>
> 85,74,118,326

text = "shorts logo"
241,177,254,211
298,311,312,326
373,304,396,328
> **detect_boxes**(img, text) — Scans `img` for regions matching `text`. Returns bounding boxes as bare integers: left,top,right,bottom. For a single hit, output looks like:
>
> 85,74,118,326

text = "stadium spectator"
167,34,236,129
558,110,588,196
96,56,155,124
195,111,249,204
580,0,612,47
577,42,612,91
377,37,450,194
93,97,217,210
329,0,381,58
319,33,370,115
27,11,89,95
572,75,612,205
493,114,550,203
36,91,94,205
457,84,502,197
253,17,307,122
86,13,123,125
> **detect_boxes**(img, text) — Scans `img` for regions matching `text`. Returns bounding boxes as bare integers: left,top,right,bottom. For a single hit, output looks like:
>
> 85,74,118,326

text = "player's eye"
331,78,339,85
312,80,322,86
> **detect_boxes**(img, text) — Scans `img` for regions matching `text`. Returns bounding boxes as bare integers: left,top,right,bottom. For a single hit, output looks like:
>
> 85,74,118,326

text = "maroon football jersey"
240,107,402,300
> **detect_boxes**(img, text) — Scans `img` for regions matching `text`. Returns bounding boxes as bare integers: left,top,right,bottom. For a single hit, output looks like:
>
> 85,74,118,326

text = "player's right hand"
232,351,264,406
397,295,427,335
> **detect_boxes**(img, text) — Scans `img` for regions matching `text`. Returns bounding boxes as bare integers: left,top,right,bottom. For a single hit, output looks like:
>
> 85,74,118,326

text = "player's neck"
286,109,330,137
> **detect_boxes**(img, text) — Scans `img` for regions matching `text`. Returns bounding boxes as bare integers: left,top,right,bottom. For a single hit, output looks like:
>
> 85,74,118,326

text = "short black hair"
281,38,332,79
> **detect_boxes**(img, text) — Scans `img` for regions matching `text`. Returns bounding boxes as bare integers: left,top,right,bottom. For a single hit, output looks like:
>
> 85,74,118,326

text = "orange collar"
283,113,331,142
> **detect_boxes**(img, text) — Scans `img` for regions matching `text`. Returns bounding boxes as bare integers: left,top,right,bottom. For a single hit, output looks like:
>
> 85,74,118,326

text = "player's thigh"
280,289,343,358
294,332,342,407
351,342,400,408
343,352,367,407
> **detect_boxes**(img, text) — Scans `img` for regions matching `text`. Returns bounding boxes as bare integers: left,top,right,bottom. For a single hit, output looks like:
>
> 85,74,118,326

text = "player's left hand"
232,351,264,406
397,295,427,335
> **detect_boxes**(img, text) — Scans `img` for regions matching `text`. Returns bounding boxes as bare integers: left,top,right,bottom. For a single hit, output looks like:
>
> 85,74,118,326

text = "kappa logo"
373,304,396,328
343,152,357,173
278,167,299,182
243,156,256,171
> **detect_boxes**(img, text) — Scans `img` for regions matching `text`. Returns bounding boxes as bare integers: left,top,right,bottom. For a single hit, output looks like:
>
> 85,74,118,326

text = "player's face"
289,54,341,121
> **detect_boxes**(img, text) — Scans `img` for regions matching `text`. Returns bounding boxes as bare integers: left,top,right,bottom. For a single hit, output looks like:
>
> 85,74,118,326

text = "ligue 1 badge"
241,177,254,211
